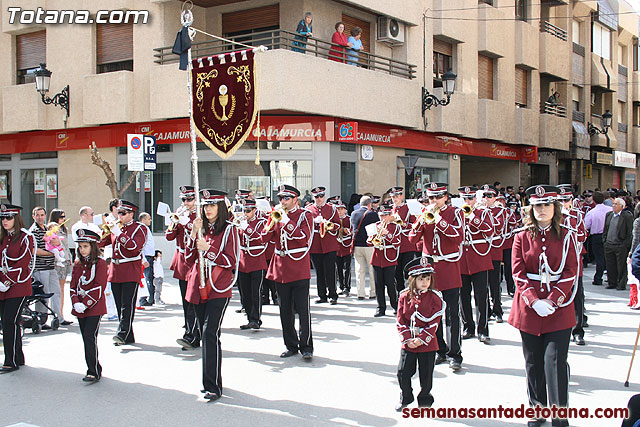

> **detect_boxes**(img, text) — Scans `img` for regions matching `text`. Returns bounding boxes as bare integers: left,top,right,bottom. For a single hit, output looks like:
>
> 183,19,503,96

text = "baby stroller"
20,280,60,334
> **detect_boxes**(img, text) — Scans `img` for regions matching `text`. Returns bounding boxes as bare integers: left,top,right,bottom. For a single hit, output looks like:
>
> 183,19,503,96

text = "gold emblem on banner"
213,85,235,123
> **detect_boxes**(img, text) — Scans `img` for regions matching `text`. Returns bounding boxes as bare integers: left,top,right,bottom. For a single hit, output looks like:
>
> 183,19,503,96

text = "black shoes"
280,349,298,358
176,338,195,350
572,335,585,346
315,299,328,304
240,321,260,330
495,314,504,323
527,419,546,427
113,336,125,345
395,400,413,412
605,285,616,289
204,392,221,402
435,354,447,365
240,324,252,330
42,325,52,330
61,320,73,326
449,360,462,371
357,297,364,300
462,331,475,340
0,365,18,373
478,334,491,344
235,308,245,313
329,299,337,305
302,351,313,360
374,311,385,318
82,374,100,384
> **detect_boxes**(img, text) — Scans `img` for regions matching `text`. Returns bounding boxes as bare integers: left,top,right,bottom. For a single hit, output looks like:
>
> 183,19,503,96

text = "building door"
341,162,356,203
530,164,549,186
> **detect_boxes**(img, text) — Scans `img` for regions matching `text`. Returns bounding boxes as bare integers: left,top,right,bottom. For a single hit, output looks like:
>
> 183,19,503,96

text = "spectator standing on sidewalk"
30,207,61,329
584,191,612,286
49,209,73,325
138,212,155,306
153,250,164,305
351,195,379,300
603,198,633,290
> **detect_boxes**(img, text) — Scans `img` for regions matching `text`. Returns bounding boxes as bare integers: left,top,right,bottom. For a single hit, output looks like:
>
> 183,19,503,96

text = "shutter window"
97,23,133,73
16,30,46,72
433,39,452,56
342,14,370,53
222,4,279,35
478,54,494,100
515,67,527,107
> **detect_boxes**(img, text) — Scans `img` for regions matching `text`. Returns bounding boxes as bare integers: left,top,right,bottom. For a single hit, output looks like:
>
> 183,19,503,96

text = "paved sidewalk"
0,265,638,426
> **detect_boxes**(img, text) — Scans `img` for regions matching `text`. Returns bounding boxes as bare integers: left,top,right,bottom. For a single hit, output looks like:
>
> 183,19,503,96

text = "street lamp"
587,110,612,136
33,63,69,118
422,69,456,116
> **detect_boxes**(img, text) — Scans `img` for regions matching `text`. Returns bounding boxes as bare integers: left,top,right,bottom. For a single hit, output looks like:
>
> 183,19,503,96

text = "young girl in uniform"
395,256,445,411
71,228,107,383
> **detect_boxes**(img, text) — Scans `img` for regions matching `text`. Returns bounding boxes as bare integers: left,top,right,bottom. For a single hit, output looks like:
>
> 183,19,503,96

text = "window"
97,23,133,74
592,22,611,60
619,101,626,125
515,0,526,21
433,39,453,87
572,20,581,45
222,5,279,49
119,163,172,233
619,44,627,66
634,40,639,71
20,168,58,218
340,143,356,152
20,151,57,160
572,86,581,112
478,54,494,100
479,0,493,5
16,30,45,84
515,67,528,108
634,104,640,126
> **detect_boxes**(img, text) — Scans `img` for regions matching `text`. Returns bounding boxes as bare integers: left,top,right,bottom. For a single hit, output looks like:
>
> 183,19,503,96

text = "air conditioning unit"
377,16,405,45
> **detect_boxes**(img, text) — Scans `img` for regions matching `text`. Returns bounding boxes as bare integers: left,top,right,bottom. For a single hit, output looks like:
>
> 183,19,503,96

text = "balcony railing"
540,20,568,42
153,29,416,80
541,101,567,117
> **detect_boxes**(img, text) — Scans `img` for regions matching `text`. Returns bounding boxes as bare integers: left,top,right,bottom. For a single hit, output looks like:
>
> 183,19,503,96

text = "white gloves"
433,213,442,225
0,282,8,292
313,216,323,224
280,213,290,225
111,224,122,237
179,215,190,225
74,302,87,313
532,299,556,317
467,212,475,222
239,220,249,230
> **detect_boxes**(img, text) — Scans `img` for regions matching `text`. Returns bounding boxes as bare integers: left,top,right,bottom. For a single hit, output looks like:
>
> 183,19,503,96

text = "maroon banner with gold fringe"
191,49,257,159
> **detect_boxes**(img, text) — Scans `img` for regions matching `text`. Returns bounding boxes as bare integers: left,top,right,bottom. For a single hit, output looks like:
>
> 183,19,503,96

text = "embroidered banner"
191,49,257,159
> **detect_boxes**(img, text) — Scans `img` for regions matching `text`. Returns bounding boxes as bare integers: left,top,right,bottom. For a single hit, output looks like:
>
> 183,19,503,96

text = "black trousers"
141,255,155,304
436,287,462,363
0,296,26,367
261,260,278,303
591,234,605,285
397,349,436,406
604,243,629,289
395,251,416,293
503,248,514,294
460,271,489,336
276,279,313,353
373,265,397,314
520,328,571,412
179,279,201,346
336,254,352,292
78,315,102,378
111,281,138,344
238,270,264,324
488,260,503,316
311,252,338,300
573,276,585,338
196,297,230,395
585,235,594,265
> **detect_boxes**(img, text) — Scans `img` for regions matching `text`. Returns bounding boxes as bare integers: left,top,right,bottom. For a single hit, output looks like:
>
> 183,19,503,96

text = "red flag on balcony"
190,49,257,159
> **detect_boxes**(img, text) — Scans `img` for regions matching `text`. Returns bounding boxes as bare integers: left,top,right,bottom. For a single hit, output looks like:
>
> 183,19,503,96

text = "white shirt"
142,224,155,257
70,220,102,247
153,259,164,279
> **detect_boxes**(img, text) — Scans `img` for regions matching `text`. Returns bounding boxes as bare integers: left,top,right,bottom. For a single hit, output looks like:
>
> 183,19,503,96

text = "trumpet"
413,204,440,228
319,219,336,238
391,213,404,226
367,223,386,247
167,205,189,232
265,207,287,232
461,204,473,217
45,218,71,237
100,219,123,240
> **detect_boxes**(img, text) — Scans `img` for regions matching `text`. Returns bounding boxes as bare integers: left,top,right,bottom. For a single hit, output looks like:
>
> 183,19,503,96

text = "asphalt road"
0,264,638,427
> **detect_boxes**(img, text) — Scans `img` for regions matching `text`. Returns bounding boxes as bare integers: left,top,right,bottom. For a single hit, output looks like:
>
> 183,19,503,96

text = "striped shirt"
29,222,55,271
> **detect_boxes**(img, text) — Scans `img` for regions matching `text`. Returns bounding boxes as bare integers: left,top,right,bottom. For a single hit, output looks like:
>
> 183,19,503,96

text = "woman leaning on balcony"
293,12,313,54
329,22,352,63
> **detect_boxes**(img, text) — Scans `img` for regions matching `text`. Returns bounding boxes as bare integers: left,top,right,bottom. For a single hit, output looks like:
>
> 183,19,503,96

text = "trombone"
99,219,123,240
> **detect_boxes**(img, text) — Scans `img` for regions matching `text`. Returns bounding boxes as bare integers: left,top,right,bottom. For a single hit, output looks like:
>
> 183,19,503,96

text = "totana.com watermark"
7,7,149,25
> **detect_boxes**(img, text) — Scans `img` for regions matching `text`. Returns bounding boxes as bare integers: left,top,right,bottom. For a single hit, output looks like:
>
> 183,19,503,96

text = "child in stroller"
20,280,60,334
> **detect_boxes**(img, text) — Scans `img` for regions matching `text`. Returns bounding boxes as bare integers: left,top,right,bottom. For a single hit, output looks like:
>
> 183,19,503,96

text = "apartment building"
0,0,638,232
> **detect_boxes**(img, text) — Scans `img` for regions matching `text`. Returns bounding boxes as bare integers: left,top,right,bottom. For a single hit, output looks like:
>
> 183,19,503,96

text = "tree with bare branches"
89,142,138,198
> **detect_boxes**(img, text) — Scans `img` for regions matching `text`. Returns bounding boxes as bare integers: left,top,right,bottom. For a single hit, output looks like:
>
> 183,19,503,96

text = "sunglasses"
243,208,255,213
313,193,325,198
182,197,195,202
428,195,445,200
278,195,292,201
117,210,128,215
60,215,66,218
461,196,475,200
483,194,495,199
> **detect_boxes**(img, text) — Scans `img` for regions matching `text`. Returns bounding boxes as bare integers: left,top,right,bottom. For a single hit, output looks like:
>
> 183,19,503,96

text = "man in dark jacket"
603,197,634,290
351,195,379,300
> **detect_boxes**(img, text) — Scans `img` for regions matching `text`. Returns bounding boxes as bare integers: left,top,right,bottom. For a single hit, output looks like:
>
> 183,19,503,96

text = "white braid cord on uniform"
409,290,446,339
79,262,97,287
433,229,463,263
1,229,37,284
203,225,240,294
282,210,314,261
242,218,269,257
489,207,507,249
536,225,580,308
382,224,401,264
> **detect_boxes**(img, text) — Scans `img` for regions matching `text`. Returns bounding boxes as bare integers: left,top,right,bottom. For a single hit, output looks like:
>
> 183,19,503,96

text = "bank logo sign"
338,122,357,142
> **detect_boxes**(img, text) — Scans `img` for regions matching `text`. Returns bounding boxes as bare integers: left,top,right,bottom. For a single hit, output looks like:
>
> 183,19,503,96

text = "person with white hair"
603,197,634,290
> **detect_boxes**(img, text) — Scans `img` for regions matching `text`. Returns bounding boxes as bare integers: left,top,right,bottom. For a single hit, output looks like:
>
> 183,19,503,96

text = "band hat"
75,228,101,243
311,186,326,197
583,190,593,197
425,182,448,196
0,204,22,218
276,184,300,198
243,199,257,208
525,185,559,205
179,185,196,198
557,184,574,200
496,194,506,201
118,200,139,212
404,256,435,279
200,189,227,205
235,189,252,200
327,195,341,204
371,196,381,204
378,202,393,215
386,186,404,196
507,200,520,207
457,186,478,197
480,184,498,196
